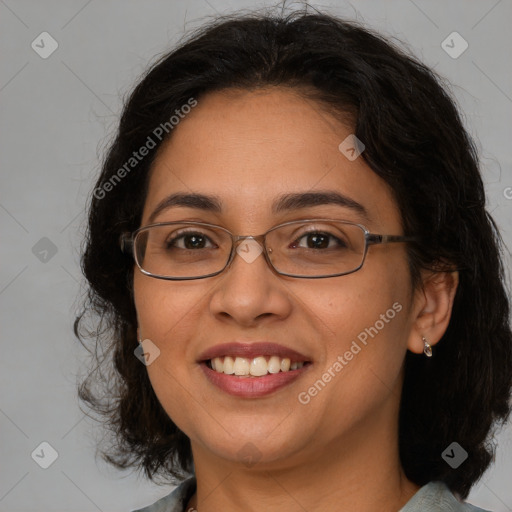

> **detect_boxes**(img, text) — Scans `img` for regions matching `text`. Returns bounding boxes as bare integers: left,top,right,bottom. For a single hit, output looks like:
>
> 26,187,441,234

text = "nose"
208,238,292,326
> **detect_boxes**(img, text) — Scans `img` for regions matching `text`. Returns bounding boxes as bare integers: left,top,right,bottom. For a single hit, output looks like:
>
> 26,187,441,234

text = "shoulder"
400,481,491,512
130,477,196,512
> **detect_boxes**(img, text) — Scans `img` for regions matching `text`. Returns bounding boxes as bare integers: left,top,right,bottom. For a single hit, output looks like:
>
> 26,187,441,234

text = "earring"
422,336,433,357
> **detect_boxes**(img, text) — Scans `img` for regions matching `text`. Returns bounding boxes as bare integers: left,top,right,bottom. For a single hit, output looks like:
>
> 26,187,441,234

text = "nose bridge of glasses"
232,233,266,244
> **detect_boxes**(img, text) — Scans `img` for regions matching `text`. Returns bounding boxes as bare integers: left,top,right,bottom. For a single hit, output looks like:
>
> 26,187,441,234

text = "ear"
407,270,459,354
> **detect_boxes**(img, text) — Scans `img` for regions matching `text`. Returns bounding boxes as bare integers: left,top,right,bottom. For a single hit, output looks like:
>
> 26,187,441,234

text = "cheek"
305,257,411,373
294,267,410,434
133,275,208,430
134,273,204,339
133,275,203,377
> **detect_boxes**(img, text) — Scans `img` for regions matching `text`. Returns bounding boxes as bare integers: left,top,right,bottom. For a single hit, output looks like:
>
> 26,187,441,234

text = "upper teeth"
209,356,305,376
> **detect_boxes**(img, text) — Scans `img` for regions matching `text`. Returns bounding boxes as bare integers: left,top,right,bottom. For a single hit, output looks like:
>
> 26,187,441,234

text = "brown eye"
292,231,347,250
166,232,213,250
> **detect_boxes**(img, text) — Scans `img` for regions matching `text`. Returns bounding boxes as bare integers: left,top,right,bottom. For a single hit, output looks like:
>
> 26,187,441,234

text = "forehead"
142,87,400,231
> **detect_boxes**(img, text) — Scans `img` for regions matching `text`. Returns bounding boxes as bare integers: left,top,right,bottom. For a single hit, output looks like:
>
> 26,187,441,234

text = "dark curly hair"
75,5,512,499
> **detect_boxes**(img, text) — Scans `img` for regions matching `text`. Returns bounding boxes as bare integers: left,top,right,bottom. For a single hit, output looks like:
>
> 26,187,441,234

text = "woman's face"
134,87,416,470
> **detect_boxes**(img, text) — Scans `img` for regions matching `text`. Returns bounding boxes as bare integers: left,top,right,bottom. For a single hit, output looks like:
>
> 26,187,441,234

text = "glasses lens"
266,221,366,277
134,223,231,279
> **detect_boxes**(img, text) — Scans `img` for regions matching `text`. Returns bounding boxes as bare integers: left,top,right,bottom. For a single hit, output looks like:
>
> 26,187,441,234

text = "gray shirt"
131,477,490,512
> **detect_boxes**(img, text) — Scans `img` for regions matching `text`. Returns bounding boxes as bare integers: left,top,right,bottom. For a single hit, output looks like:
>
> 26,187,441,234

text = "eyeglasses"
120,219,418,280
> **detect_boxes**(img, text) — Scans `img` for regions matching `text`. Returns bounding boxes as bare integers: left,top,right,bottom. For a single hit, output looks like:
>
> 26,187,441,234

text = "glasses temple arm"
119,233,134,254
366,234,419,245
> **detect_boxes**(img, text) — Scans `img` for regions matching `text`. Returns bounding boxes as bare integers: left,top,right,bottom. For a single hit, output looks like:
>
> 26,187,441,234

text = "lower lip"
199,362,311,398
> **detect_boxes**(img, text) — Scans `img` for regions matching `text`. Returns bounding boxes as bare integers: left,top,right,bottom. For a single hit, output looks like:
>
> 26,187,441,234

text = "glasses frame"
120,219,418,280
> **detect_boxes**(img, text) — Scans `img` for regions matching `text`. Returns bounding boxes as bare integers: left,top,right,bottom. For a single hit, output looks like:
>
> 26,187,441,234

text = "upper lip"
197,342,311,363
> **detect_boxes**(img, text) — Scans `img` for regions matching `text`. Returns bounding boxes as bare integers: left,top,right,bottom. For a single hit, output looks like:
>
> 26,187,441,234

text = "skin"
133,87,458,512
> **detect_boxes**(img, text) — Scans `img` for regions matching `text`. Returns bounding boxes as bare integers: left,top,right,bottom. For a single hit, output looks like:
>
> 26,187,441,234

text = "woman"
76,7,512,512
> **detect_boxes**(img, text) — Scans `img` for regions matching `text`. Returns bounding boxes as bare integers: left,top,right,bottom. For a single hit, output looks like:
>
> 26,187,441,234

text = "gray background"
1,0,511,510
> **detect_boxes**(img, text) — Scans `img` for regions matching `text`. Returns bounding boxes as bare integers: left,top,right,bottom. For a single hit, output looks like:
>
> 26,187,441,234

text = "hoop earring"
422,336,433,357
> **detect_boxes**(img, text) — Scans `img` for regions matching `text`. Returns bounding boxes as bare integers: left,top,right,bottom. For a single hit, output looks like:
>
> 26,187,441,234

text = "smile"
206,356,309,376
198,341,312,397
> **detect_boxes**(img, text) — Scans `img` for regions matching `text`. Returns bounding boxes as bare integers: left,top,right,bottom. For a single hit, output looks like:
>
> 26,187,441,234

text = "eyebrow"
147,190,369,224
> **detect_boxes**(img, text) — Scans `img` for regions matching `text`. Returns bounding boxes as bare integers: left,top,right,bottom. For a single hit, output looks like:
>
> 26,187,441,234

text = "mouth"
198,342,312,398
